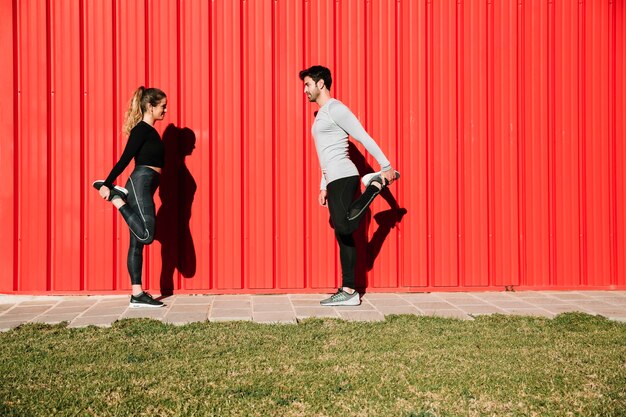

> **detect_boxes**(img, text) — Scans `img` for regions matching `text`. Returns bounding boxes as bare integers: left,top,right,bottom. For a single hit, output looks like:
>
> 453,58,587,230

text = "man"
300,65,400,306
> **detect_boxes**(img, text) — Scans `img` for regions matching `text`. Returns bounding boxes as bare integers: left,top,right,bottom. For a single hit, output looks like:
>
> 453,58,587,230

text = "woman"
93,86,167,308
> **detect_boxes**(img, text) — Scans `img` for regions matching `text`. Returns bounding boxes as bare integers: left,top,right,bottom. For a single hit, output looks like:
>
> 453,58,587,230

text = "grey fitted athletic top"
312,98,391,190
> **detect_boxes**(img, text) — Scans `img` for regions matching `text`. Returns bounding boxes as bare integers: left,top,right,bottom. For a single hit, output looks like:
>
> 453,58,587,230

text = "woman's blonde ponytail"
122,86,145,136
121,86,166,135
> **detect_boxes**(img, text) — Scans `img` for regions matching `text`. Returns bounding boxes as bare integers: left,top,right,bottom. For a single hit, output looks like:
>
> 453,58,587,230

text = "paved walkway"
1,291,625,331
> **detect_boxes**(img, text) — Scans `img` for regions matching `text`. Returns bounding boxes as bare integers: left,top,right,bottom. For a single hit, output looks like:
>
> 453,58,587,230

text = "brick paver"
209,308,252,322
294,307,341,319
32,313,83,324
164,312,208,325
337,310,385,322
0,291,624,331
252,311,297,324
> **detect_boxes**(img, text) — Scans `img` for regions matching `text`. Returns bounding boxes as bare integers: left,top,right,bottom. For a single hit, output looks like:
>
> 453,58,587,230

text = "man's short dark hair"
299,65,332,91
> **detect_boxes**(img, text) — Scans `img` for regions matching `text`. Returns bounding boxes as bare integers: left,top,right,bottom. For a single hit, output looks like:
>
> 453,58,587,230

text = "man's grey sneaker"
361,170,401,188
129,292,164,308
92,180,129,201
320,289,361,306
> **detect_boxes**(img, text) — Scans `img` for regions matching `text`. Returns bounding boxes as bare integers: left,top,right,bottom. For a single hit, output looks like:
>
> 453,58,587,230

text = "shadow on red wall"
347,143,407,292
155,124,197,295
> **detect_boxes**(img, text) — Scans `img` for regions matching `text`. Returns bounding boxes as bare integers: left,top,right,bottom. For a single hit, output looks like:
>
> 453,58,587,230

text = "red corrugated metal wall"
0,0,625,294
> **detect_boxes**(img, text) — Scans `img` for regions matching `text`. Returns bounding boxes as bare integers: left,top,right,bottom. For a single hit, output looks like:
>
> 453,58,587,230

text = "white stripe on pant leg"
128,176,151,242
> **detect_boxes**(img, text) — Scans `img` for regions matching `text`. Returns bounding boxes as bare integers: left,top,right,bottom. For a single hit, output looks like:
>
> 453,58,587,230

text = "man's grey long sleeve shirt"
311,98,391,190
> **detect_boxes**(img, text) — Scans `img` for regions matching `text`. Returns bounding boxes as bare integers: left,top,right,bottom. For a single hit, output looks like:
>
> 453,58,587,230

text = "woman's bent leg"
120,168,158,244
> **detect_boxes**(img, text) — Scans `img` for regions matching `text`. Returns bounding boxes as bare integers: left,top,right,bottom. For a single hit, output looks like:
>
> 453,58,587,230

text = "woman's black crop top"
103,121,164,188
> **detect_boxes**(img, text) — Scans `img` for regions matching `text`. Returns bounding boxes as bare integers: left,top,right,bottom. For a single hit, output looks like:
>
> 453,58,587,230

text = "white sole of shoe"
361,170,401,187
129,303,164,308
361,172,379,187
93,180,129,196
114,186,129,196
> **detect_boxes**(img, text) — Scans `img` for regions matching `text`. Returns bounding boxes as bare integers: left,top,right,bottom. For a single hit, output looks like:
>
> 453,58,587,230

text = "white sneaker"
361,170,401,187
92,180,129,201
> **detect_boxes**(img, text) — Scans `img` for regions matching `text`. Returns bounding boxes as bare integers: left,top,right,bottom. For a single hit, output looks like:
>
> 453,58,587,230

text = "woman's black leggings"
326,175,381,289
118,166,160,285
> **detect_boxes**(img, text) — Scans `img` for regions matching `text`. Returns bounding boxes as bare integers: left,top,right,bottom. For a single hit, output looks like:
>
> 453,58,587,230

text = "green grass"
1,313,624,416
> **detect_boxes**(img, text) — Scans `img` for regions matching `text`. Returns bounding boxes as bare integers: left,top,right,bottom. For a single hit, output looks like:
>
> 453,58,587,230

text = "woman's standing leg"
127,234,144,286
120,167,162,307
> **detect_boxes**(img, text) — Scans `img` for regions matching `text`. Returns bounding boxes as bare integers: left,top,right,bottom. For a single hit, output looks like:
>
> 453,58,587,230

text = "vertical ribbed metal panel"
554,0,580,287
1,0,625,294
617,0,626,288
17,0,48,291
275,0,305,289
51,0,81,291
399,0,428,288
84,0,115,292
462,0,489,287
432,0,459,287
492,0,520,287
0,0,15,293
243,0,274,289
525,0,550,287
213,0,243,290
586,0,611,286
